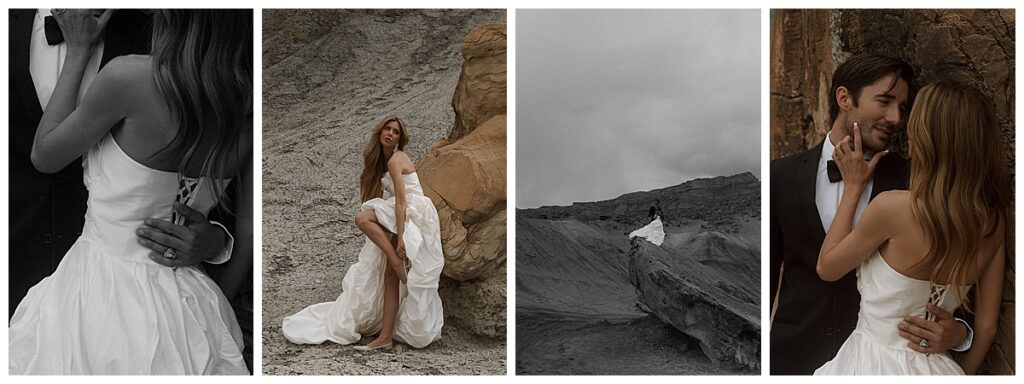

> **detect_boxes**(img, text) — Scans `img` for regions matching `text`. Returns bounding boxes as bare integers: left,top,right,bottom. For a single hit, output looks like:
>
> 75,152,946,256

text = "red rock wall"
770,9,1015,374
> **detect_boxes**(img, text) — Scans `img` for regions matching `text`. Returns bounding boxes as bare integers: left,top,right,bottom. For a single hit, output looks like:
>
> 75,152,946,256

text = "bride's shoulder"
388,150,412,165
101,55,153,76
93,55,154,91
876,189,910,200
867,190,913,217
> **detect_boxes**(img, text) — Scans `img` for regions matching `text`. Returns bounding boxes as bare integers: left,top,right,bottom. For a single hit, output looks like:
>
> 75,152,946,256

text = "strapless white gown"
815,251,967,375
629,217,665,246
282,171,444,348
9,134,248,375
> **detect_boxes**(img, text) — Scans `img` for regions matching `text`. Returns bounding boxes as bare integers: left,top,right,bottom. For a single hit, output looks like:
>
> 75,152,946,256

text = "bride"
282,116,444,351
9,10,252,374
629,200,665,246
815,82,1006,374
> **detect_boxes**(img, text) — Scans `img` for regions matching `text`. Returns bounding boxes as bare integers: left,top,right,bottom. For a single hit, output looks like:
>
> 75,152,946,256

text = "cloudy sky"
516,10,760,209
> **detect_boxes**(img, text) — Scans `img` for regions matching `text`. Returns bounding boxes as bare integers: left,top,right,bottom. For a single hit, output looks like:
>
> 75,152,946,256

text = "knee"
355,210,374,230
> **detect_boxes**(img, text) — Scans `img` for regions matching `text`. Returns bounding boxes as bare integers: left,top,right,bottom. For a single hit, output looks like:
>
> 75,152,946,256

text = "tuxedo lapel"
10,9,43,122
797,140,828,244
100,10,152,69
871,155,910,199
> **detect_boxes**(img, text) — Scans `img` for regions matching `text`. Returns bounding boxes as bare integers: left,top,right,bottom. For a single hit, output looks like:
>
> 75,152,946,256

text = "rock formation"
449,23,508,142
629,239,760,371
517,173,760,374
417,23,507,338
771,10,1014,374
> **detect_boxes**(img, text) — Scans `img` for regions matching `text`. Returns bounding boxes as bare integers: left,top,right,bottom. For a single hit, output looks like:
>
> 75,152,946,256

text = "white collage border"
0,1,1019,382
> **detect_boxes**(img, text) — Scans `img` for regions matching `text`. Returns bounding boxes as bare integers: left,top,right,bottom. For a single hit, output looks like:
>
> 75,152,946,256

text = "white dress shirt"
815,134,873,232
30,8,105,109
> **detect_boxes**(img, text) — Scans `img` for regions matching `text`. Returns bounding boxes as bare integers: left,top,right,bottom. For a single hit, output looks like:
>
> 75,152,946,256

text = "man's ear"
836,86,852,112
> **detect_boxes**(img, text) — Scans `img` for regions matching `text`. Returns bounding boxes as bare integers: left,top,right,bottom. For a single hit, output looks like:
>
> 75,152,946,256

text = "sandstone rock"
629,239,760,372
438,264,507,338
413,23,507,339
418,115,507,281
450,23,507,142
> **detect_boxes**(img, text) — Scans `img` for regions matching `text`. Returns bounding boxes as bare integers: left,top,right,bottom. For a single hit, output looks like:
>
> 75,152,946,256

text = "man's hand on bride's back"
137,202,230,268
898,303,969,354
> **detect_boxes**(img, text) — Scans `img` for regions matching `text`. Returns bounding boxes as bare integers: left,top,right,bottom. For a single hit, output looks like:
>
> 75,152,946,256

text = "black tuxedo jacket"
8,9,151,316
769,139,910,374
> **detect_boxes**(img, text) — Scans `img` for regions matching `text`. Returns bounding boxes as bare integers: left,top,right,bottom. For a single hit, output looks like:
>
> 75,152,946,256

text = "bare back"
107,55,251,178
878,190,1003,285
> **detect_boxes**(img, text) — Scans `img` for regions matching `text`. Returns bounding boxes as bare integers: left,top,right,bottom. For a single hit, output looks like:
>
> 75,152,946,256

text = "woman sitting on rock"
282,116,445,351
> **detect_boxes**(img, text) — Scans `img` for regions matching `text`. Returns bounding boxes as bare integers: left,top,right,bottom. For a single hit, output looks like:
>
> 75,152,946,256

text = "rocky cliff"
517,173,760,374
629,238,759,371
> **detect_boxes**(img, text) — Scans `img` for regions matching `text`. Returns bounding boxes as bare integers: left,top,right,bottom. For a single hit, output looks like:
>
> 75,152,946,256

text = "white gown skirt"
8,236,248,375
629,217,665,246
282,193,444,348
814,330,965,375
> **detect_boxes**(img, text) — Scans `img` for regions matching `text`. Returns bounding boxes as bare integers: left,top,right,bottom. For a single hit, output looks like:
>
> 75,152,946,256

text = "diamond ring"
164,248,177,259
919,338,929,348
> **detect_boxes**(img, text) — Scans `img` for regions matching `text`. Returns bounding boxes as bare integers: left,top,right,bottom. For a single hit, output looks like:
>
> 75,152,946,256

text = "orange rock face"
417,23,508,337
449,23,507,143
419,115,507,280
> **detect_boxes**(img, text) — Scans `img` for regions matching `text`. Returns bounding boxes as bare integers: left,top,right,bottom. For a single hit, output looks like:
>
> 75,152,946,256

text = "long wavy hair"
360,116,409,202
150,9,253,204
907,81,1008,312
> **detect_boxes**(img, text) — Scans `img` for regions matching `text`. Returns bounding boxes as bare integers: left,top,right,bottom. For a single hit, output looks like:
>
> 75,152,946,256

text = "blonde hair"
151,10,252,205
359,116,409,202
907,81,1008,312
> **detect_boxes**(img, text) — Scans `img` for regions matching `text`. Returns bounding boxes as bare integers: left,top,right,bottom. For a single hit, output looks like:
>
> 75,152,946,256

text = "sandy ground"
261,9,506,375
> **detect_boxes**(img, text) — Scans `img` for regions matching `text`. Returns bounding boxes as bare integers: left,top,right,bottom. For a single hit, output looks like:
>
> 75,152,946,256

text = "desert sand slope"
262,9,506,375
516,173,759,374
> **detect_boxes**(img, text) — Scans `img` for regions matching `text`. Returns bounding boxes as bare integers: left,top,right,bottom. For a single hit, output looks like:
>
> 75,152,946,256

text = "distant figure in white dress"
282,116,444,352
815,82,1007,375
630,200,665,246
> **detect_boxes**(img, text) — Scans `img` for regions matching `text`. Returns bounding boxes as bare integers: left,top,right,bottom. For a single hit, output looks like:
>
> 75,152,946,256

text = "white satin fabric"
282,171,444,348
629,217,665,246
815,251,966,375
9,134,247,375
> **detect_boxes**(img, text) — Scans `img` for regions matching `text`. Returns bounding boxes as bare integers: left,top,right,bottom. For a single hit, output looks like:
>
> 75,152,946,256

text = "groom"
769,54,972,374
8,8,252,371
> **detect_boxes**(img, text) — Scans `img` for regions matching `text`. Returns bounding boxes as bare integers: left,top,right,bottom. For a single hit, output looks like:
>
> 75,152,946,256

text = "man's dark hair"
828,54,915,126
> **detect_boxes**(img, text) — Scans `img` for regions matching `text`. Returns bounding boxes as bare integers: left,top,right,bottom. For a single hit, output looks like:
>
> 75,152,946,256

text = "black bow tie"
44,15,64,45
826,160,842,183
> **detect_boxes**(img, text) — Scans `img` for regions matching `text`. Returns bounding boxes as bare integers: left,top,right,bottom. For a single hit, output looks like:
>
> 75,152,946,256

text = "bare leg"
355,210,408,284
367,235,401,349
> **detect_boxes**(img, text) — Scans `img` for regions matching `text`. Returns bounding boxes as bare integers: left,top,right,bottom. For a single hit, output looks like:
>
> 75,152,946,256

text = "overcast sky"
516,9,760,209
